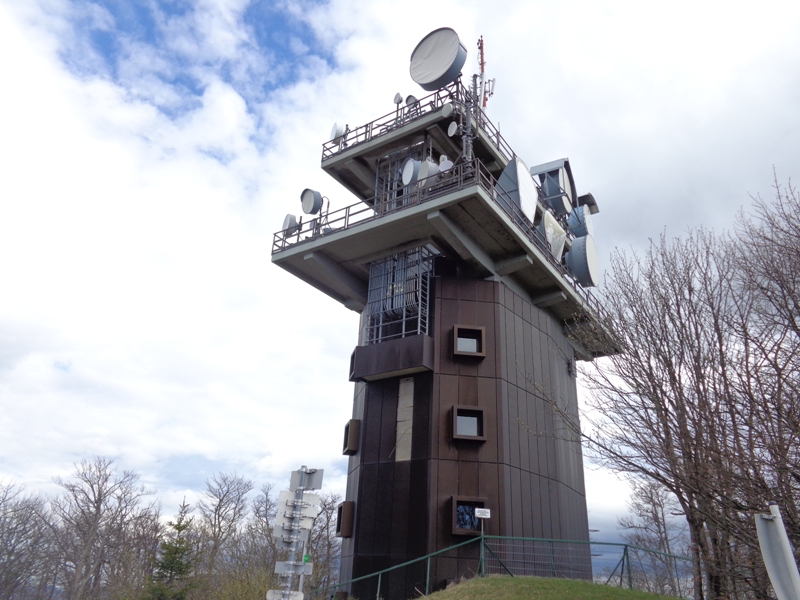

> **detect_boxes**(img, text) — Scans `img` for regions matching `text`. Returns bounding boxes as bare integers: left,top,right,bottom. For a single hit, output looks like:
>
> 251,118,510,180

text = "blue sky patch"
58,0,336,118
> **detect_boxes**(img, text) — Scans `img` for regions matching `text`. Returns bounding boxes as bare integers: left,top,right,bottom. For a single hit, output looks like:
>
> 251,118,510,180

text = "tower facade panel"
340,274,590,595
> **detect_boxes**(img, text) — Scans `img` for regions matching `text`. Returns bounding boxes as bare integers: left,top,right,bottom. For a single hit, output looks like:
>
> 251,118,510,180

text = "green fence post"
376,572,382,600
425,556,431,595
480,522,485,576
550,540,555,577
624,545,632,589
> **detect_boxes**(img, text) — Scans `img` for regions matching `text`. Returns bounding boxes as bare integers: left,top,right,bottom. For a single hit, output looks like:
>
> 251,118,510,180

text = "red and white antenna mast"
476,36,495,107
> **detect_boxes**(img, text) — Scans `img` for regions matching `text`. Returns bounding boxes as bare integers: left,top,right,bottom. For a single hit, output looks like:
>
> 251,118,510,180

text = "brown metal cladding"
341,275,590,589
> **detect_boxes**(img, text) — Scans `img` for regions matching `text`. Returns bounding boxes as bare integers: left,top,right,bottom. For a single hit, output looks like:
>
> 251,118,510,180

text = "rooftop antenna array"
281,27,603,289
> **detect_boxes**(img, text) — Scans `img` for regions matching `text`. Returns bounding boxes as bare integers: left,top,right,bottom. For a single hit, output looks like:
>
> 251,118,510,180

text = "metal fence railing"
271,158,603,319
312,535,694,600
320,80,516,164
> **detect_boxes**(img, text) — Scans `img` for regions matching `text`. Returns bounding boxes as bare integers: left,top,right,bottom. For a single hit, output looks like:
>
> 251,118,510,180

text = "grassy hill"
423,575,677,600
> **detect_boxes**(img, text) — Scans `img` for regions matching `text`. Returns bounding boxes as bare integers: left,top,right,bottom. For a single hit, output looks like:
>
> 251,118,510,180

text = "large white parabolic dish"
410,28,467,91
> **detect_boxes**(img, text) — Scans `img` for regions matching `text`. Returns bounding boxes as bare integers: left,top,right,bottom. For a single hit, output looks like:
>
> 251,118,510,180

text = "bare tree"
0,483,56,600
574,203,800,599
195,472,254,587
49,457,159,600
618,479,690,597
305,493,342,594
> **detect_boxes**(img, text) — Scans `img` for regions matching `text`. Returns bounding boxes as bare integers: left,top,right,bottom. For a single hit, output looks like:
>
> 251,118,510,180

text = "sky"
0,0,798,541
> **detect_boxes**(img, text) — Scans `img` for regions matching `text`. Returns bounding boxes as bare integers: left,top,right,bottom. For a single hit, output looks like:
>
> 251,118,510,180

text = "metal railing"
321,80,515,164
272,158,601,316
312,536,694,600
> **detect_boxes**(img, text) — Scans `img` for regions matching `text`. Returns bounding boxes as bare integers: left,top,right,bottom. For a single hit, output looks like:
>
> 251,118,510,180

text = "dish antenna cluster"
284,26,602,290
529,159,600,287
282,188,330,241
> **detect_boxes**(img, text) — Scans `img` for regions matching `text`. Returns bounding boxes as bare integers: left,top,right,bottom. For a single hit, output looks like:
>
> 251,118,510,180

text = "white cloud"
0,0,799,529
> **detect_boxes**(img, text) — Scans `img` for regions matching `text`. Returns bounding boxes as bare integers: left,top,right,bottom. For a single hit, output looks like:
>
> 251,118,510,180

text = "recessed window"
452,406,486,442
451,497,486,535
453,325,486,358
343,419,360,456
336,501,355,538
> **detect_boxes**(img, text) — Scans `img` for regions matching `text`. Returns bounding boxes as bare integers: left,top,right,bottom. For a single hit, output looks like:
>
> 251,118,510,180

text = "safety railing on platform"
321,80,515,164
312,535,693,600
272,158,601,317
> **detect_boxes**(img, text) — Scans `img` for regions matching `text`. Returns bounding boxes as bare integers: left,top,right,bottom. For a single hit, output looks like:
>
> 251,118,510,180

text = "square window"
452,325,486,358
451,497,486,535
452,406,486,442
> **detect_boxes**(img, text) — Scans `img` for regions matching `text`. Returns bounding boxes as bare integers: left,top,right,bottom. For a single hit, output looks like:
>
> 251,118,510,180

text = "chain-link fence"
313,536,694,600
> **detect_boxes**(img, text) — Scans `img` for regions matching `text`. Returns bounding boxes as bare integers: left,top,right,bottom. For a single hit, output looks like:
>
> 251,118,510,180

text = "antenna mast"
476,36,494,108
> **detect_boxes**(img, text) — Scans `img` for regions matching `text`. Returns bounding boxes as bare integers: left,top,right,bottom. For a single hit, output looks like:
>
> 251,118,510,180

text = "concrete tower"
272,28,608,600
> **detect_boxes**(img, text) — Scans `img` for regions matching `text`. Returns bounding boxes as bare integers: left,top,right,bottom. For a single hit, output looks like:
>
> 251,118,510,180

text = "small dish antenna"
410,28,467,91
393,93,403,105
405,95,419,106
566,205,594,238
438,155,453,172
447,121,459,137
441,102,454,118
301,189,324,215
402,158,422,186
282,213,300,235
330,123,345,143
565,235,599,287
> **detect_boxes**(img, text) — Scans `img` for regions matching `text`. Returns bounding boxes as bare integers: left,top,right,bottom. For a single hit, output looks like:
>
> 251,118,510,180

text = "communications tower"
272,28,609,598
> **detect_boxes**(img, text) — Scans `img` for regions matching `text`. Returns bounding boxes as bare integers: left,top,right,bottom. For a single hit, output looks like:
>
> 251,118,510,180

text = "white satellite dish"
410,28,467,91
497,157,538,222
402,158,421,186
330,122,345,143
539,211,567,261
447,121,458,137
439,155,453,172
417,159,440,183
441,102,454,118
393,92,403,104
301,189,323,215
566,204,593,238
565,235,599,287
282,214,299,235
405,95,419,106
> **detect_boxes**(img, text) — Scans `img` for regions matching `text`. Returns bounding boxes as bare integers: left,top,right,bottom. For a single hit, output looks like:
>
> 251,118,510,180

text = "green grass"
423,575,677,600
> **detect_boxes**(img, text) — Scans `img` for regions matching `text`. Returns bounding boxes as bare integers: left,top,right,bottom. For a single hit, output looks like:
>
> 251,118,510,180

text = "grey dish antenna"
330,123,345,143
301,189,323,215
282,214,299,235
410,28,467,91
567,205,594,238
565,235,600,287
